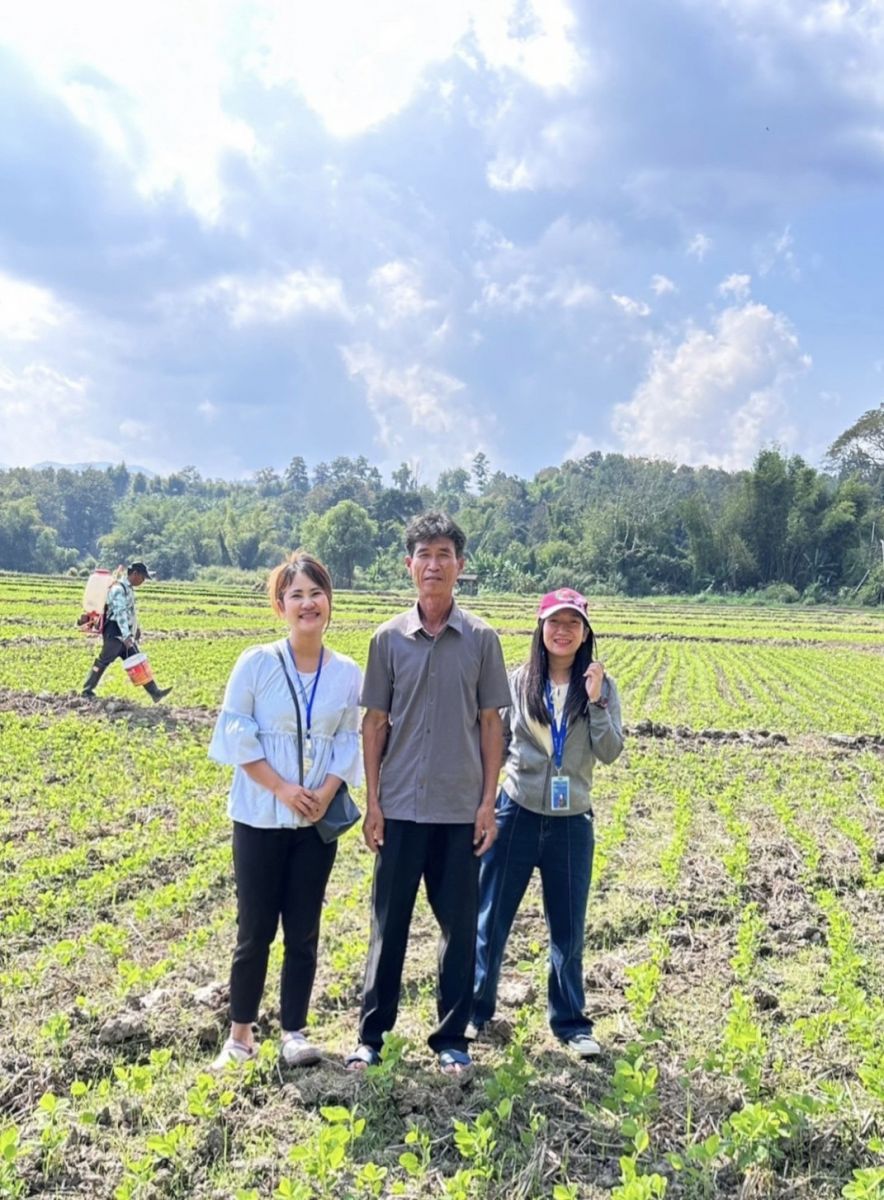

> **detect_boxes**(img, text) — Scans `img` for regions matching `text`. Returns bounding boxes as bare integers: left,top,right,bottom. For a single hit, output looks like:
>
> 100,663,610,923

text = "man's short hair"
405,511,466,558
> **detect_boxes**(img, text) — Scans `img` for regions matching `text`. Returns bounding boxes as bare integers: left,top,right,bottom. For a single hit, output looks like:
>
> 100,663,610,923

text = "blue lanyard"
545,680,568,771
285,641,323,734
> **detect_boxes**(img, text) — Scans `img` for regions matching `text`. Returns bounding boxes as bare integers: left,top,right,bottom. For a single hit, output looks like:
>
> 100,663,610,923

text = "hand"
275,781,322,821
583,661,605,704
363,804,385,853
123,637,136,650
309,783,337,821
473,802,498,856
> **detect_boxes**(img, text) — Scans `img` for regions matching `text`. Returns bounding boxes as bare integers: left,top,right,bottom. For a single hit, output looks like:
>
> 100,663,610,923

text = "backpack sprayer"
77,566,123,636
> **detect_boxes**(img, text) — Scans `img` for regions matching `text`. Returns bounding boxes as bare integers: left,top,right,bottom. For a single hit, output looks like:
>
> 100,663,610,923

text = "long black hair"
521,620,596,726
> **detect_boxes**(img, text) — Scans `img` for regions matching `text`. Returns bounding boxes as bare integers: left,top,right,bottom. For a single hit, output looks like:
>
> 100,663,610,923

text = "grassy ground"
0,578,881,1199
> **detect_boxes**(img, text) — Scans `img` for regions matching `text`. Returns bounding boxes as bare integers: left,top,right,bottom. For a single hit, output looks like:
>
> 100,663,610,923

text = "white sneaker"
281,1031,322,1067
565,1033,601,1058
211,1037,255,1070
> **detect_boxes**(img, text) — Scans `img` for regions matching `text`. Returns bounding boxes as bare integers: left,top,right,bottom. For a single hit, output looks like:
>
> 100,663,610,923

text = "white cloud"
119,419,151,440
650,274,676,296
757,225,800,280
701,0,884,100
254,2,469,139
687,232,712,261
340,342,490,477
258,0,583,140
473,216,607,314
2,0,586,217
611,293,651,317
478,273,544,313
470,0,583,91
612,301,811,469
0,273,65,342
485,107,597,192
2,0,255,222
197,270,351,326
478,271,599,313
428,316,453,346
198,398,219,421
486,155,535,193
718,273,752,300
12,0,586,225
0,362,119,464
368,261,438,327
549,279,600,308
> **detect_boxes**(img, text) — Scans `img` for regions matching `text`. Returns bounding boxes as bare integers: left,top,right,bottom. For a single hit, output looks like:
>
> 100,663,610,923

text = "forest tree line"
1,406,883,602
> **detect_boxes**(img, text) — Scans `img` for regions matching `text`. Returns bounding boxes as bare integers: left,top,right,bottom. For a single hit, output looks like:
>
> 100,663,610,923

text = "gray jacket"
500,665,624,816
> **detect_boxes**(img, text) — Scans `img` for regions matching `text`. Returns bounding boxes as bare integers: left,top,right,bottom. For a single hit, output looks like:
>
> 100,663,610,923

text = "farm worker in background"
81,562,172,703
469,588,624,1058
208,552,362,1069
346,512,510,1075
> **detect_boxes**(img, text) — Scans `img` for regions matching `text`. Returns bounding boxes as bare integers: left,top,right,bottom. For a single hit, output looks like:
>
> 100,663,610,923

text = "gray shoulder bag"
274,649,361,843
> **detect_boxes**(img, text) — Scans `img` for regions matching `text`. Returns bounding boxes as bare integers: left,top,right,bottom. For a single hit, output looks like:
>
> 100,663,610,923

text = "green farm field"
0,575,882,1200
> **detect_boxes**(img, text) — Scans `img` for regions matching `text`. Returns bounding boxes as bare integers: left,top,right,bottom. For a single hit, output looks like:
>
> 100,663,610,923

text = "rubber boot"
145,681,173,704
82,668,104,698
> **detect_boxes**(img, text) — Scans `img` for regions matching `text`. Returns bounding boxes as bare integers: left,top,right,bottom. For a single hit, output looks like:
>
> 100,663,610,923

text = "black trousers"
229,821,337,1031
89,622,136,675
359,820,480,1054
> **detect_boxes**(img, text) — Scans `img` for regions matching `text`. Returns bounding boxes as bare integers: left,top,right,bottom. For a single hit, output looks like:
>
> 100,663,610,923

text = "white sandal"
281,1030,321,1067
211,1037,256,1070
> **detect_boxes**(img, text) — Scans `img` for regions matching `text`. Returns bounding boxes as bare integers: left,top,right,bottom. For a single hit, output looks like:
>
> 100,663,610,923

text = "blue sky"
0,0,881,483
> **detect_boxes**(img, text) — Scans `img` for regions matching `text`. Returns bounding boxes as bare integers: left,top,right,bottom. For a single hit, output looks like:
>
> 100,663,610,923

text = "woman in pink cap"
470,588,624,1058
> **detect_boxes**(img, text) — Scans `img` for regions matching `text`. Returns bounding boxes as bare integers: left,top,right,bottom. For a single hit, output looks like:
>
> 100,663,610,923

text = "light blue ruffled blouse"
209,640,363,830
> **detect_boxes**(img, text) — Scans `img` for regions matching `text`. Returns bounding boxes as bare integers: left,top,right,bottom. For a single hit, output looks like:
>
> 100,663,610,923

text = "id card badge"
550,775,571,812
303,733,315,775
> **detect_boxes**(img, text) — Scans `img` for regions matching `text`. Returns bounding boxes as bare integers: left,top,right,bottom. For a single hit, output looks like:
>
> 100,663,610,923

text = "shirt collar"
405,599,464,637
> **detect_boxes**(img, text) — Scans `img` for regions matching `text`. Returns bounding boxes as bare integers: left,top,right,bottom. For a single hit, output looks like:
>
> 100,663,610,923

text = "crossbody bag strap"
275,648,304,785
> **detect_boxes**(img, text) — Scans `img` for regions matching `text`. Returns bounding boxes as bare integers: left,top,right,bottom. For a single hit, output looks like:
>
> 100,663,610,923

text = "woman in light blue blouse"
209,552,362,1069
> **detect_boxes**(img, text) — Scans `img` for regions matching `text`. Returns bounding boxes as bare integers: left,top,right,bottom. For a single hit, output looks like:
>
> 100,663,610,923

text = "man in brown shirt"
347,511,510,1073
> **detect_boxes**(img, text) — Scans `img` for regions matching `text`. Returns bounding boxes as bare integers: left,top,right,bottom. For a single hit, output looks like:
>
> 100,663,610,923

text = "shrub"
801,581,830,605
761,582,800,604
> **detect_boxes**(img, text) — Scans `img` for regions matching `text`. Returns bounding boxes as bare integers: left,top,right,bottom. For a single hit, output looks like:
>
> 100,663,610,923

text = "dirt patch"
0,687,216,730
3,688,882,756
628,718,884,754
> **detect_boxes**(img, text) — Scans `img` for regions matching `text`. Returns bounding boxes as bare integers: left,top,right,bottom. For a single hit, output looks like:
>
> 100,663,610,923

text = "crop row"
3,576,884,647
3,718,882,1197
2,631,882,736
0,713,220,847
592,745,883,1196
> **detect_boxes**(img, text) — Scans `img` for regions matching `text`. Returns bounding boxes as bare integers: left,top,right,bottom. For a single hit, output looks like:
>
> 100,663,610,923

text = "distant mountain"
29,461,156,477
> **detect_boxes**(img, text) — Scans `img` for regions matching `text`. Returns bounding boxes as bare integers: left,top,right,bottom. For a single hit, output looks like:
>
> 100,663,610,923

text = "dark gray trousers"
358,820,479,1054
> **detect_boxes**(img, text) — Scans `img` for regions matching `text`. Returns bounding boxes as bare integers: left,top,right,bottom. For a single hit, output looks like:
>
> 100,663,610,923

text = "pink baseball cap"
537,587,590,623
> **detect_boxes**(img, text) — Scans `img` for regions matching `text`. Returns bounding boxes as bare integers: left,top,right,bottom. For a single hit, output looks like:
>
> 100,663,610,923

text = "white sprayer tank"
83,569,114,617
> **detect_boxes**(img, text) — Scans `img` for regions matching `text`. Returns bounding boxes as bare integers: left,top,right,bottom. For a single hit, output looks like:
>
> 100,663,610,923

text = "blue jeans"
473,792,594,1041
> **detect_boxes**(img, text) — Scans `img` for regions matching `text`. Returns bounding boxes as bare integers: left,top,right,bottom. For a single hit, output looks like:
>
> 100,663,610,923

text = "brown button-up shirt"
360,601,511,823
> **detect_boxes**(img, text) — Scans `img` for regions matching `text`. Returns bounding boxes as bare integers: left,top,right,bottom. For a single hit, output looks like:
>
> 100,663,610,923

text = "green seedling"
841,1167,884,1199
612,1154,668,1199
399,1125,432,1179
288,1105,365,1198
